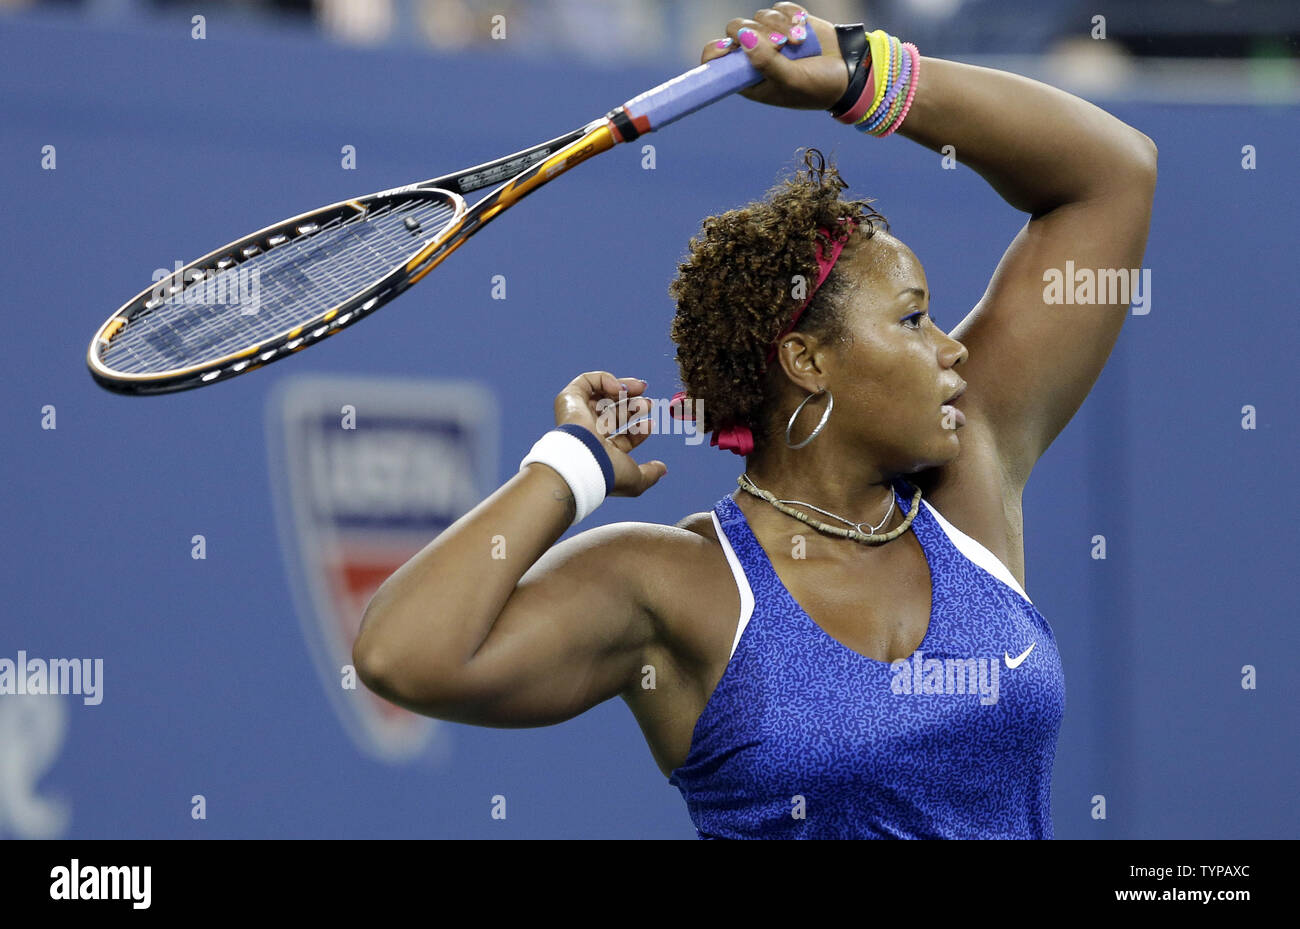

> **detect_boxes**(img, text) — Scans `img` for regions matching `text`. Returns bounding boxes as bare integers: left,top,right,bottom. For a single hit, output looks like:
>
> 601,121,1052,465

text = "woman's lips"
941,404,966,428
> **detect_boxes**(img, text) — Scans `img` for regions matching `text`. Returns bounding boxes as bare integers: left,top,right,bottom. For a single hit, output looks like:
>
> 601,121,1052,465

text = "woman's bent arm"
353,371,668,727
353,464,660,726
894,57,1157,482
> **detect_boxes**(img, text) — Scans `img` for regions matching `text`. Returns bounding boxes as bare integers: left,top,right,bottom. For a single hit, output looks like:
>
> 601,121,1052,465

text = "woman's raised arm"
705,4,1157,486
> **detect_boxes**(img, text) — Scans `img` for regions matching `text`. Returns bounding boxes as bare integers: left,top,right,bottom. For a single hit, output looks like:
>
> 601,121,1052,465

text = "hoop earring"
785,387,833,449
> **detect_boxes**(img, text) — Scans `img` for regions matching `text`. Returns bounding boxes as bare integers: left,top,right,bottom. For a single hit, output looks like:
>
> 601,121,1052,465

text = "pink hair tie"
671,389,755,456
711,424,755,456
668,389,693,421
678,219,856,457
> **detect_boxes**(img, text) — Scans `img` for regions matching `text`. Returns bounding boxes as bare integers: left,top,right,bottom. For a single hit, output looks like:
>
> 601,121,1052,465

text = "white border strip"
711,511,756,664
921,499,1033,606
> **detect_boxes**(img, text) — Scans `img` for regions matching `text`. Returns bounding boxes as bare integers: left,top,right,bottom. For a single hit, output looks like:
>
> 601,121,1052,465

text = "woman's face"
815,232,969,473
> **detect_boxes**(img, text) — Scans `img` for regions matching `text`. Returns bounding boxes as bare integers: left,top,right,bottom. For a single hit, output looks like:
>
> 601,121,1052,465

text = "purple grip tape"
621,27,823,133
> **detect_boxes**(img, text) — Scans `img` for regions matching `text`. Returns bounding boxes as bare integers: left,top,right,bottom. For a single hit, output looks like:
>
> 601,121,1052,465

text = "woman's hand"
554,371,668,497
701,4,849,110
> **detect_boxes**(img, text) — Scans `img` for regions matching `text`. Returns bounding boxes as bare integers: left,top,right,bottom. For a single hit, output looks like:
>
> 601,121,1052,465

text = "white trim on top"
711,510,756,664
921,499,1032,605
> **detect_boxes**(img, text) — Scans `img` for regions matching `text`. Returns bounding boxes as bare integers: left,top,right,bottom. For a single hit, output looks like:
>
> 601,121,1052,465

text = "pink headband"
670,220,856,456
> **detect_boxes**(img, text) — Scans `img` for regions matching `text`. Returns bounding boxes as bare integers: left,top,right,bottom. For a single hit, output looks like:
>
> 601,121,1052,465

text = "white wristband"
519,425,614,527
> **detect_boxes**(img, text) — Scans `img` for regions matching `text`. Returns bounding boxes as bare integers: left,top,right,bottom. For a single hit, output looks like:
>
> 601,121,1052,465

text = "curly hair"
668,149,889,451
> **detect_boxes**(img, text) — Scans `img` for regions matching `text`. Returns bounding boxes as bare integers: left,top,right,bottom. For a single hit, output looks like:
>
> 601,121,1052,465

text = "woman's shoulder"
588,509,739,670
584,506,722,552
671,507,722,543
578,511,736,611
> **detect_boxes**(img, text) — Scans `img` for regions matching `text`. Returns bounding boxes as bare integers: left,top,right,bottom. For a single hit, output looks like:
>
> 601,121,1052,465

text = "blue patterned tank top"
668,476,1065,839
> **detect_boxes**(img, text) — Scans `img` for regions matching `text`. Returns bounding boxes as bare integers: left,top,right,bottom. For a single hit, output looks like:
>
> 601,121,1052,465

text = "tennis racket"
87,30,823,396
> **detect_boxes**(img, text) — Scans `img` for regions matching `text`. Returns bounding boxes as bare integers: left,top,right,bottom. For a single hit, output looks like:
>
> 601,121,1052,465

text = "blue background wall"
1,12,1296,838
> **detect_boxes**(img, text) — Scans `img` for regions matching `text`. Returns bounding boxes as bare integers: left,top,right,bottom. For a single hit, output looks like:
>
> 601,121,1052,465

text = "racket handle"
617,27,824,135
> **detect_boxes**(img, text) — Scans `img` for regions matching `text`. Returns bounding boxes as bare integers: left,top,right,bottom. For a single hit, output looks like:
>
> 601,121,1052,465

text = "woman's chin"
930,433,963,466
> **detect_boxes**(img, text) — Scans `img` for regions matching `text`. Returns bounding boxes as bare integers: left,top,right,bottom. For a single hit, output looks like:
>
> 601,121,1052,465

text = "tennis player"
353,4,1156,839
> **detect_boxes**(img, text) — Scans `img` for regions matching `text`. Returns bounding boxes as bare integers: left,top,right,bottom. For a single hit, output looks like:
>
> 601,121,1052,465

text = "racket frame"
87,28,824,395
87,124,607,396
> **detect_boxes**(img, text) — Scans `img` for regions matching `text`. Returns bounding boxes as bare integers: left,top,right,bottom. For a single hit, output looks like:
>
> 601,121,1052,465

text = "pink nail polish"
737,28,758,50
769,32,788,46
791,24,807,41
792,10,807,24
715,37,733,49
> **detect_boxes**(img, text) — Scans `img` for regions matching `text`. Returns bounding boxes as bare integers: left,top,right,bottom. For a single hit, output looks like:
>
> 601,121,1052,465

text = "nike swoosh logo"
1005,643,1035,669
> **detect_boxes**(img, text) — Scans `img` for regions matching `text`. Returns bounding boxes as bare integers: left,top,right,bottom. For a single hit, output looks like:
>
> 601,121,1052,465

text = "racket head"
87,187,466,395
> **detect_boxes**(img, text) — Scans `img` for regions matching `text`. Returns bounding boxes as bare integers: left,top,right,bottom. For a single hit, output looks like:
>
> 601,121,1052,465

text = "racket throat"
605,107,649,145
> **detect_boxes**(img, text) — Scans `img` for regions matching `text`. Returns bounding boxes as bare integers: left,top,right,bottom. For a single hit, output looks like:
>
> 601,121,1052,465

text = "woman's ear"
775,333,831,393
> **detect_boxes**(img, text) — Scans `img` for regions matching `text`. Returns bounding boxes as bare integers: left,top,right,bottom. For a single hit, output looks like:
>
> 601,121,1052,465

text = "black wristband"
555,423,616,494
828,23,871,118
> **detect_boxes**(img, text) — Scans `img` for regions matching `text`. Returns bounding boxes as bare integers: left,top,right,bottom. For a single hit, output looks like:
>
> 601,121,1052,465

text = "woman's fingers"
559,371,640,413
700,13,788,63
700,7,846,109
752,7,796,44
599,395,654,451
774,3,809,36
700,32,738,64
631,458,669,495
699,6,808,68
553,371,667,497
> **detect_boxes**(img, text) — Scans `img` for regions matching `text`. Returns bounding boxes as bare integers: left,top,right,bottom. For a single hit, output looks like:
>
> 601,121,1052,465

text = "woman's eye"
904,311,927,328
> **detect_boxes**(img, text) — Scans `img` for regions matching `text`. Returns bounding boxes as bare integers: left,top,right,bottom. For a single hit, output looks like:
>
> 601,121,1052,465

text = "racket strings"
105,200,431,373
101,196,458,376
107,211,368,372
